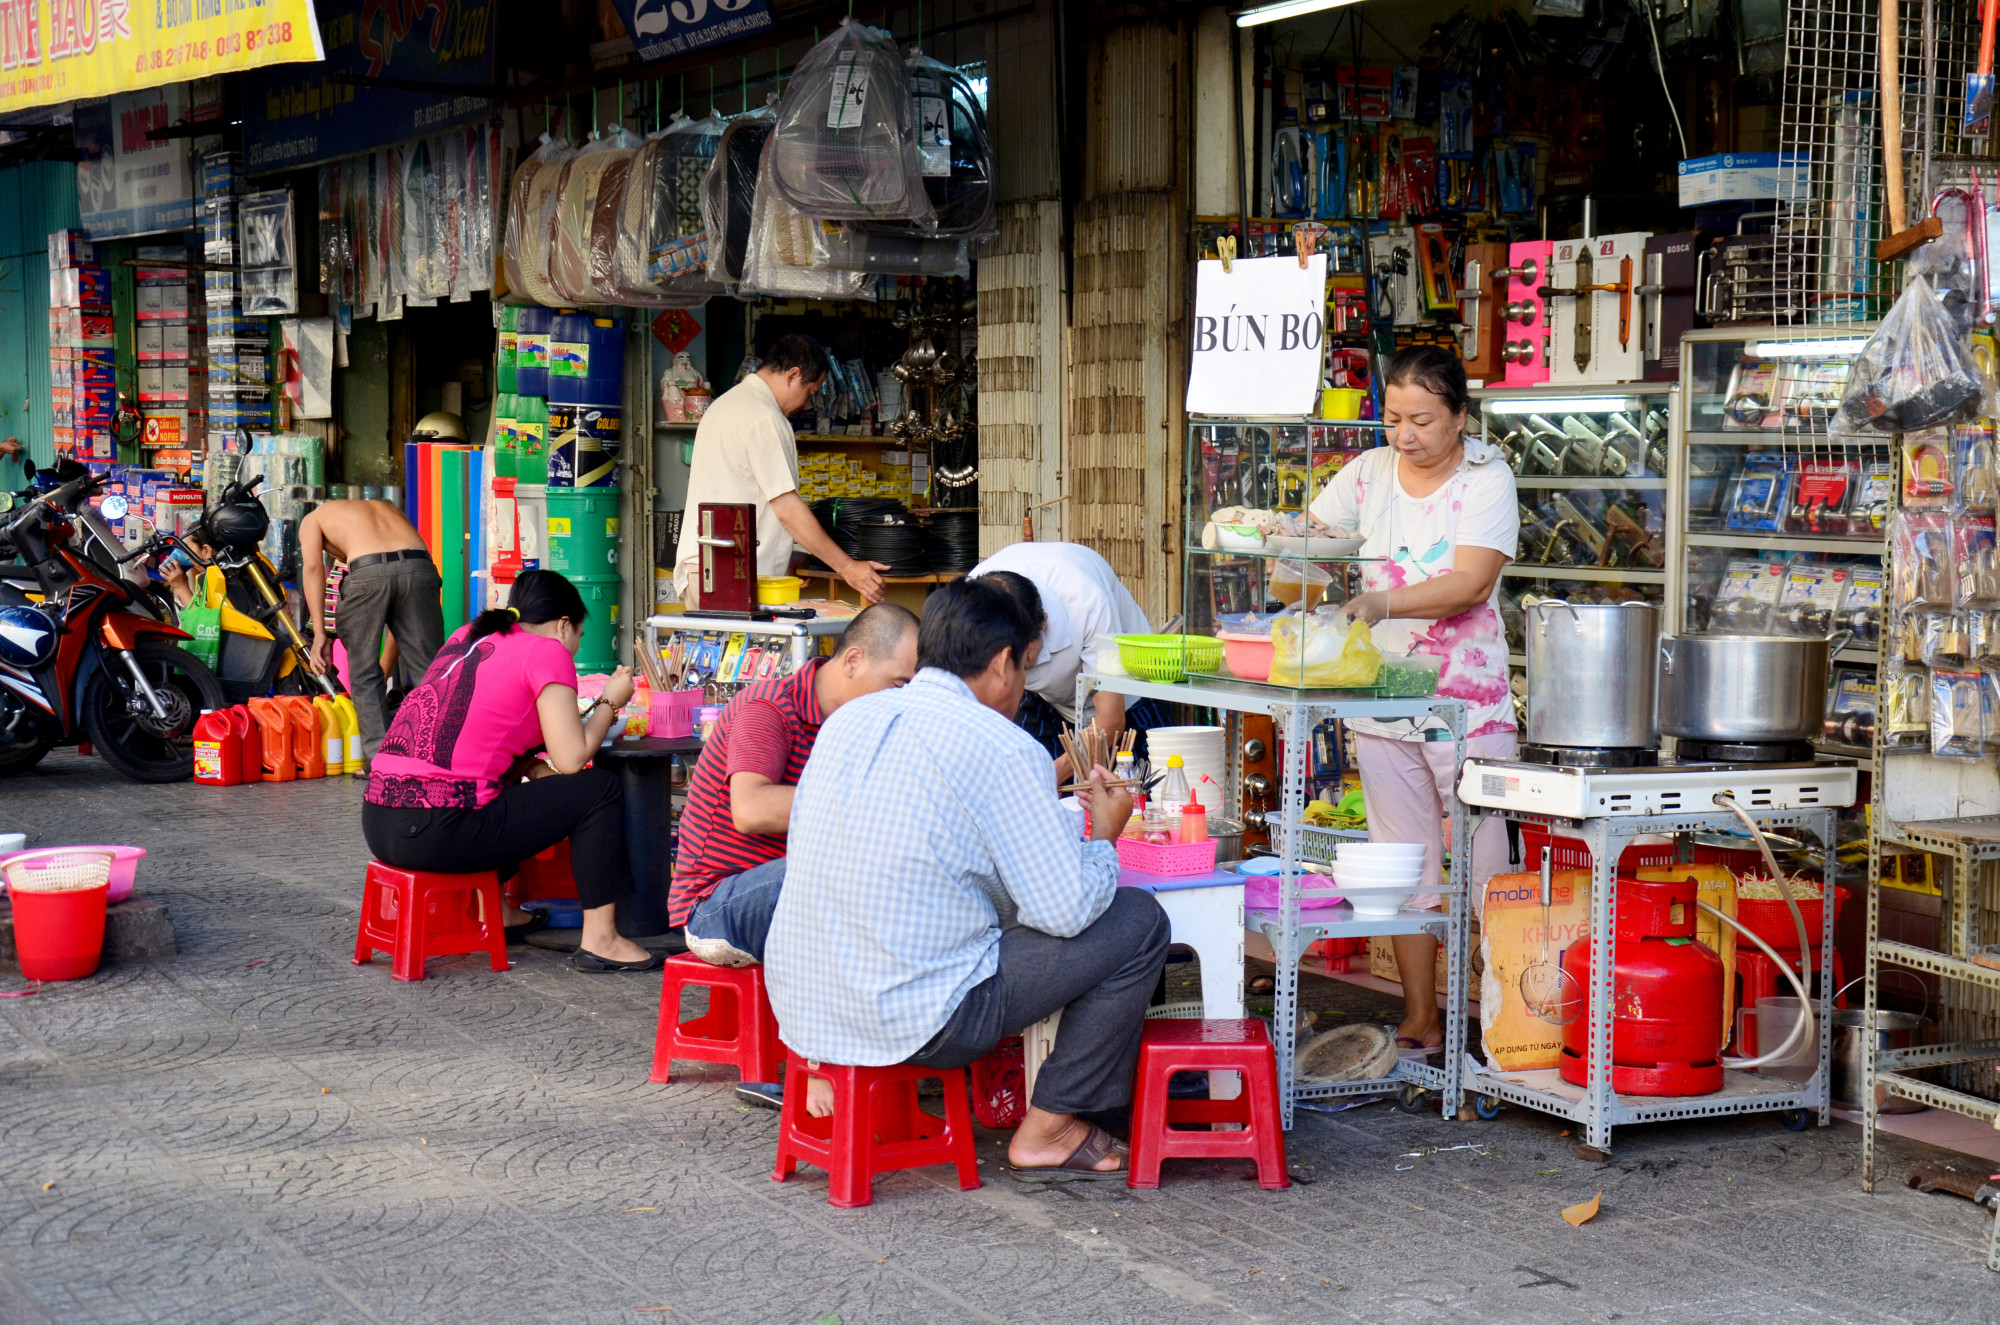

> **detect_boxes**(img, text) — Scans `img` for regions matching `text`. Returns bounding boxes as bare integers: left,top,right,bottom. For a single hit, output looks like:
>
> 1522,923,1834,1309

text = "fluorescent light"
1750,338,1870,359
1235,0,1365,26
1484,396,1644,415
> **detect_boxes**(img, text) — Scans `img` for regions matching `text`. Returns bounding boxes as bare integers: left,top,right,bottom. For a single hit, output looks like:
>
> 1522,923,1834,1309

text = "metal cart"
643,613,849,680
1866,816,2000,1273
1077,671,1472,1127
1462,807,1841,1158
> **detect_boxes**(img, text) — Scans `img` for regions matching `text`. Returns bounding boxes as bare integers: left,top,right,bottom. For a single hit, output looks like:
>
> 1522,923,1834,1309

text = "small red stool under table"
1127,1017,1289,1190
772,1056,982,1208
352,861,510,982
650,954,784,1083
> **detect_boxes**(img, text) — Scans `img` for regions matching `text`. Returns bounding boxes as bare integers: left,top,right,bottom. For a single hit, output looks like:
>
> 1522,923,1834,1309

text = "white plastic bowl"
1337,843,1426,861
1334,865,1424,888
1346,889,1419,918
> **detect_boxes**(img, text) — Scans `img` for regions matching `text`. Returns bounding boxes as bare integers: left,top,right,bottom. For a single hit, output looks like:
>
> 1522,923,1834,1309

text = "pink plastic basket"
1115,836,1220,877
650,689,704,739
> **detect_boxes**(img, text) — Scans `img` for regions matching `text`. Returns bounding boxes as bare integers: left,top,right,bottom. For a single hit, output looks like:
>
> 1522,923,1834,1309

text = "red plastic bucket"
4,849,113,981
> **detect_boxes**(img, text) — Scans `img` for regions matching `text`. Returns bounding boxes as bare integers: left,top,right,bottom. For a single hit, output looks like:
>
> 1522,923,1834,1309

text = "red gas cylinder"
1558,875,1725,1096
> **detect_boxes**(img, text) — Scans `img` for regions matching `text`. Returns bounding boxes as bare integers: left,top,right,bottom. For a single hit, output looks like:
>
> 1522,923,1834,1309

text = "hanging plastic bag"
701,114,775,285
767,19,934,227
1910,188,1983,336
810,221,969,275
1835,274,1985,433
629,111,733,299
902,50,994,237
503,136,573,306
742,137,873,299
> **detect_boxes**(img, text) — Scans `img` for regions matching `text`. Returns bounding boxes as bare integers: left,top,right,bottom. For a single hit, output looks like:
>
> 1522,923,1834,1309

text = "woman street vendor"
1309,345,1519,1056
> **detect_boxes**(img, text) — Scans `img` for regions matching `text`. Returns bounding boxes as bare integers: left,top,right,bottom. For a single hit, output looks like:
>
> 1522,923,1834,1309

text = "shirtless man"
300,499,444,762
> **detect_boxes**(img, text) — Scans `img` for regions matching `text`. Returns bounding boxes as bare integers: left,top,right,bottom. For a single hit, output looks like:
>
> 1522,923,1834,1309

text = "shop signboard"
73,84,196,239
608,0,773,63
241,0,496,172
0,0,324,115
1185,253,1329,417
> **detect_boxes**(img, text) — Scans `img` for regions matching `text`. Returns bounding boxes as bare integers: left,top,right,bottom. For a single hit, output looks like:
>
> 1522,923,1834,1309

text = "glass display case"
1182,418,1392,689
1472,384,1675,720
1669,325,1884,757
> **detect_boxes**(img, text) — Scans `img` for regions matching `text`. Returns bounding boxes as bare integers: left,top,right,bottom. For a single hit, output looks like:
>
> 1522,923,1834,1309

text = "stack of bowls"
1334,842,1426,918
1144,725,1227,814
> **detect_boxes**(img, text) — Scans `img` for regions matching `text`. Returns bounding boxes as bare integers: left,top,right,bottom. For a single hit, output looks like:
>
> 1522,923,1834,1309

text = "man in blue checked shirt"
765,576,1170,1182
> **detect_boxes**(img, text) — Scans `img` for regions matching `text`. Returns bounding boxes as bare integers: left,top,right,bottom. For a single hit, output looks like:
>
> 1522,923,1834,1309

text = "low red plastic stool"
506,839,577,904
650,954,783,1083
1127,1018,1289,1190
771,1057,982,1208
970,1036,1027,1129
351,861,510,982
1733,947,1848,1055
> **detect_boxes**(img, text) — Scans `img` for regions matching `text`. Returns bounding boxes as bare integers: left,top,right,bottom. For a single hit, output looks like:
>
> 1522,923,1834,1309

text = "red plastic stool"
351,861,509,982
1127,1018,1289,1190
771,1057,982,1208
649,954,783,1084
505,839,577,905
969,1036,1026,1129
1733,948,1848,1056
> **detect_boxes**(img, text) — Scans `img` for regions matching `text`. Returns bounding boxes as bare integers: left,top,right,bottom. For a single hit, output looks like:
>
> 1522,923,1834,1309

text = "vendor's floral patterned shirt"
1308,436,1520,740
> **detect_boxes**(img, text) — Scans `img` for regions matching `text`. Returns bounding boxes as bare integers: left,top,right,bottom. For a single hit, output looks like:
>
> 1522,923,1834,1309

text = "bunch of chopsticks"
634,637,677,693
1057,723,1143,795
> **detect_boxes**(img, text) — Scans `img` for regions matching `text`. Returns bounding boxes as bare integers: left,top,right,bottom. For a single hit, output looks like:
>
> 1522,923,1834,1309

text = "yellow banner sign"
0,0,325,115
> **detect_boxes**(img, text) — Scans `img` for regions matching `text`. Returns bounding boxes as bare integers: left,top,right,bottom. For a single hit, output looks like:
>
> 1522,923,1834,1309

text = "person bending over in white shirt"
764,576,1171,1182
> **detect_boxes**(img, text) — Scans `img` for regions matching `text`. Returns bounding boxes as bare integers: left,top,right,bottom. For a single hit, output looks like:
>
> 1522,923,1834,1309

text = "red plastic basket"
1115,836,1221,876
969,1036,1026,1129
1518,823,1676,873
1734,885,1851,954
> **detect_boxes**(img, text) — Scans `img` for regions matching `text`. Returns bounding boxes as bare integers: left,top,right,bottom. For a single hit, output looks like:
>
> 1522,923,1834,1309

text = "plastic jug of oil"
228,705,260,782
312,695,342,772
247,698,296,781
192,710,240,786
331,694,363,773
282,696,325,778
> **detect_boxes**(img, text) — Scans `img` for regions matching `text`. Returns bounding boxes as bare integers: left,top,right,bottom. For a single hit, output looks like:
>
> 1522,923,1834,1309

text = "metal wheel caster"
1474,1094,1504,1120
1782,1108,1811,1131
1395,1085,1430,1114
1576,1144,1610,1163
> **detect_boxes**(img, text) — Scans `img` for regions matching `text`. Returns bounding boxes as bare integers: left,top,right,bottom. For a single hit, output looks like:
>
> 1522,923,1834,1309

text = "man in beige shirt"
673,335,887,605
300,498,444,761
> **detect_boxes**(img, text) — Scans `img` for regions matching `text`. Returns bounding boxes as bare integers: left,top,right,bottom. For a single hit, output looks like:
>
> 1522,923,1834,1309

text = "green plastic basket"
1114,634,1224,683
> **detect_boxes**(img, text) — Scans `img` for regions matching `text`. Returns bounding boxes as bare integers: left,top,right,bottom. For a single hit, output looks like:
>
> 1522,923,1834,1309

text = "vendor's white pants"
1354,730,1517,913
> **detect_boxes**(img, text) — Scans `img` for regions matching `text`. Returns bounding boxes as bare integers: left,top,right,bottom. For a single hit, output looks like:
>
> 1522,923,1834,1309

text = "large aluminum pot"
1831,1008,1931,1113
1524,599,1659,749
1656,631,1850,743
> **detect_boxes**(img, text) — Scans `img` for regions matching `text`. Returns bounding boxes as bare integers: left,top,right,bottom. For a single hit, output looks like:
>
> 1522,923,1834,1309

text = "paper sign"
1186,253,1328,417
609,0,772,65
828,54,868,129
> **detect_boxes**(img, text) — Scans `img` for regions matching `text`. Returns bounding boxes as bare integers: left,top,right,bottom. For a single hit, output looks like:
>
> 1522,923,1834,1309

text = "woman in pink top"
361,570,659,972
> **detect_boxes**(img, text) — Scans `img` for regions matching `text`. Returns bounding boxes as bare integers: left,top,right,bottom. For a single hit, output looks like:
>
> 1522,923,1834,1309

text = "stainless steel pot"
1656,631,1851,743
1523,598,1659,749
1831,1008,1932,1112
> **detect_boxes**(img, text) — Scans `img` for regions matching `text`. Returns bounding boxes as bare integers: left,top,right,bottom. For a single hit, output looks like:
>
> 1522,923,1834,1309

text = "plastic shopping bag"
179,599,222,669
1835,274,1985,433
767,19,934,227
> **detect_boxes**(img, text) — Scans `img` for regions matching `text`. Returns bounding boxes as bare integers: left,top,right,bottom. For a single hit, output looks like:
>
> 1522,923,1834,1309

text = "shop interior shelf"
1683,429,1860,446
1683,531,1883,556
1514,475,1668,489
1464,1063,1822,1124
1246,904,1449,942
1503,564,1668,584
1872,940,2000,990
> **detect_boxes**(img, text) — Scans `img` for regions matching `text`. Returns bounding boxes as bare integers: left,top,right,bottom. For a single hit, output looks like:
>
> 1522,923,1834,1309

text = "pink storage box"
651,688,705,739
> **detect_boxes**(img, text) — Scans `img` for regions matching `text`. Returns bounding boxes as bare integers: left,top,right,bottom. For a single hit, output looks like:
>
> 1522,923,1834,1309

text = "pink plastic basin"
0,845,144,904
1218,631,1274,682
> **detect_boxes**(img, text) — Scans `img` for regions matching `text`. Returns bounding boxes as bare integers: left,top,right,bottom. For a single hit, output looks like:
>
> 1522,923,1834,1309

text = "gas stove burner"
1670,739,1816,765
1518,744,1660,769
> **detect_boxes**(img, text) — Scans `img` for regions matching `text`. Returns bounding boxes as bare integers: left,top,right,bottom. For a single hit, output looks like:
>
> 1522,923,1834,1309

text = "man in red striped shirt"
670,603,919,968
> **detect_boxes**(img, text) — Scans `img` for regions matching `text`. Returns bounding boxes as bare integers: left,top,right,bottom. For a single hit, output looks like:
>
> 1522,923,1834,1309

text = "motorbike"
0,460,225,782
184,473,337,701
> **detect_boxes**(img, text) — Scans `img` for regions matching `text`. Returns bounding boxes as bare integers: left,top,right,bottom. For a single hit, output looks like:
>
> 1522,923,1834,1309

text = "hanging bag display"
1835,274,1985,433
742,133,874,299
766,20,934,227
701,113,776,285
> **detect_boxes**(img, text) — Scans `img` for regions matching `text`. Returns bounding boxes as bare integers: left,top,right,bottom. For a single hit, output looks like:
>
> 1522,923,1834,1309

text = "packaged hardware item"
1931,668,1985,757
1903,427,1956,507
1839,563,1884,643
1852,458,1896,533
1722,360,1781,429
1785,459,1857,535
1823,667,1878,748
1957,515,2000,608
1709,557,1787,631
1956,423,2000,514
1836,274,1985,433
1775,563,1848,635
1726,453,1790,531
1892,510,1957,610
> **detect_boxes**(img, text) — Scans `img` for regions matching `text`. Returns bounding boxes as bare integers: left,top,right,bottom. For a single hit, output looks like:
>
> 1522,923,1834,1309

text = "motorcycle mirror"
18,457,33,481
100,493,129,521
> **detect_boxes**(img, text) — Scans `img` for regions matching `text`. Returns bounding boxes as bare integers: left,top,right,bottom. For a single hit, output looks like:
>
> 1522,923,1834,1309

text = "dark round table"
597,734,705,939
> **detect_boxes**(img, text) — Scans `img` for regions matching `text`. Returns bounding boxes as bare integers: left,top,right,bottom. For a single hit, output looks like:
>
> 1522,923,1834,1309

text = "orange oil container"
247,697,296,781
283,696,325,778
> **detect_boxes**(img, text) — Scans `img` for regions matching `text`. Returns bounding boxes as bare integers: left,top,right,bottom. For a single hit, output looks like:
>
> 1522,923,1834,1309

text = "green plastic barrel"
546,486,620,577
569,574,620,674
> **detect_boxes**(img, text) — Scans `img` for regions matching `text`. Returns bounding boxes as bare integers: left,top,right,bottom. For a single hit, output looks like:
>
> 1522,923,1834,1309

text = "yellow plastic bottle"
313,695,342,774
331,694,363,773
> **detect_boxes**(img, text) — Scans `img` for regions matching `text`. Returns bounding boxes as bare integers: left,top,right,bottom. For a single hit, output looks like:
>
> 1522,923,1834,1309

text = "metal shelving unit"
1462,807,1842,1155
1077,671,1471,1128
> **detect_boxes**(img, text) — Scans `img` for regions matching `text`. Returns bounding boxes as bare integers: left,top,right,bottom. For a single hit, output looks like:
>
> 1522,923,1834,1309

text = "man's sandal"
1006,1123,1129,1184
